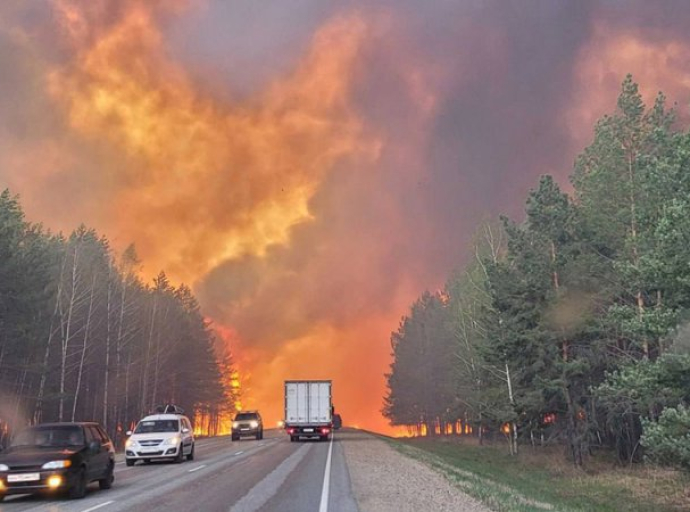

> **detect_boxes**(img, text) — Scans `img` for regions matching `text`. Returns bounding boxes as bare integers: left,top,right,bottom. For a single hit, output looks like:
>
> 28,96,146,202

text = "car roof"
236,410,260,415
139,414,186,421
30,422,99,428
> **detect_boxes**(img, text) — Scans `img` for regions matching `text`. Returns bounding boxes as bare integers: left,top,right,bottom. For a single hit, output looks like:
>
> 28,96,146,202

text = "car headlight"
42,460,72,470
249,421,259,428
232,421,239,428
164,436,181,446
0,464,9,471
125,438,138,448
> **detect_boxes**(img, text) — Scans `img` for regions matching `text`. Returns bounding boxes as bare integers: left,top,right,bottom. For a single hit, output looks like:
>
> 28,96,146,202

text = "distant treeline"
384,76,690,470
0,196,235,446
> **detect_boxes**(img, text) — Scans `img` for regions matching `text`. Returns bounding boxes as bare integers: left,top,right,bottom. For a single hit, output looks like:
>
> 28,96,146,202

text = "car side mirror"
182,428,190,434
89,440,101,453
126,430,132,436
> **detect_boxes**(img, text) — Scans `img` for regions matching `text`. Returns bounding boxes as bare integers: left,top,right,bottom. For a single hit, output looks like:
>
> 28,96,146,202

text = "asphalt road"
0,430,359,512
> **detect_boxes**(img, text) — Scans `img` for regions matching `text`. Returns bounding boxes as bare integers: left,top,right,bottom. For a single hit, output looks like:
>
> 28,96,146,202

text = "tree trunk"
103,270,113,429
59,243,81,422
72,273,97,421
563,382,583,467
140,295,158,416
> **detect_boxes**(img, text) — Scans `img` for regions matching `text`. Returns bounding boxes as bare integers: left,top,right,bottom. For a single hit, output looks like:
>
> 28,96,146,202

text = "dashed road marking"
188,464,207,473
233,451,244,456
80,501,115,512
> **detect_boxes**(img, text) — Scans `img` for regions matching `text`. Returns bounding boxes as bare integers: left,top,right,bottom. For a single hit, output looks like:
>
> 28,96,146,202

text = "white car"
125,413,195,466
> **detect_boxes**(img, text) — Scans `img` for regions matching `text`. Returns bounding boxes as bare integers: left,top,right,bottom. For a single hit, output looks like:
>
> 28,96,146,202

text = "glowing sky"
2,0,690,433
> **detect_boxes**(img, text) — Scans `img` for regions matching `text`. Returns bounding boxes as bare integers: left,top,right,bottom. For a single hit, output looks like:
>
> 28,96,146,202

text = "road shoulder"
339,430,490,512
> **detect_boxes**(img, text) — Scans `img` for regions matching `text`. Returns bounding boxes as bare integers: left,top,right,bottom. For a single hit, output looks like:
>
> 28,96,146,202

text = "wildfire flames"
3,1,690,435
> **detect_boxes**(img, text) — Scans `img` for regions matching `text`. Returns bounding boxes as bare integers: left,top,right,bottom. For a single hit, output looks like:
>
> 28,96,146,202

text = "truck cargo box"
284,380,332,441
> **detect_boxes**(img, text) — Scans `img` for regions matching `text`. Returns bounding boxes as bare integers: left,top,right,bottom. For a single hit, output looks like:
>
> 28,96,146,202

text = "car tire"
255,432,261,440
187,443,195,461
99,462,114,490
175,444,185,463
259,431,264,440
0,493,5,502
290,436,296,442
126,459,135,467
143,459,151,464
68,467,87,499
231,435,238,441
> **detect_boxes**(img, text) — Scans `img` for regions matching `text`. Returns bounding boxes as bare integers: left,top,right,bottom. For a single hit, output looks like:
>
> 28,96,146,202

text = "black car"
0,422,115,501
231,411,263,441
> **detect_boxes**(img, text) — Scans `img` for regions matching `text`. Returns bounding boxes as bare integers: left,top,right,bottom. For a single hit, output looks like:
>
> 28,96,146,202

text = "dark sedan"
0,422,115,501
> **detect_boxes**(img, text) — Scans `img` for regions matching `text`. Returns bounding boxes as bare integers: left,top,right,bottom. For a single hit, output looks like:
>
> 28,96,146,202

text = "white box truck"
284,380,333,442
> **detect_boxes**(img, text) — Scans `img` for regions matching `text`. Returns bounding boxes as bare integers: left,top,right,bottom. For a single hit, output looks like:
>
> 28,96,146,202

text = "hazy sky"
2,0,690,432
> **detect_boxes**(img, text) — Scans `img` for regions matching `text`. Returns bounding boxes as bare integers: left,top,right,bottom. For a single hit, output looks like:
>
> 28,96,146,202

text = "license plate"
8,473,40,483
241,428,250,431
140,448,158,453
304,428,314,433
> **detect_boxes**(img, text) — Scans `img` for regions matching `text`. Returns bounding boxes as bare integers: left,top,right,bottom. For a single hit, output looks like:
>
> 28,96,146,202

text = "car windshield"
235,413,258,421
134,420,179,433
11,426,84,448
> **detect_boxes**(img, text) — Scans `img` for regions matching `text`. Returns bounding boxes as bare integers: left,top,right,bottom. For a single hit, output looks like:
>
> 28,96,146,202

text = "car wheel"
175,444,185,463
187,443,195,461
231,435,238,441
0,493,5,502
259,431,264,440
255,432,261,440
126,459,135,467
99,462,114,490
68,467,87,499
290,436,296,442
143,459,151,464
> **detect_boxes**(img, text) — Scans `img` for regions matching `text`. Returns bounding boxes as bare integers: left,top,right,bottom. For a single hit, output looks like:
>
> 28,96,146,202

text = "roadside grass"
386,436,690,512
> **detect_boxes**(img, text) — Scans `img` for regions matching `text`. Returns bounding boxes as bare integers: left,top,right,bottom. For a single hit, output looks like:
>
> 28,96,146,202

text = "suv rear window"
134,420,179,433
234,413,258,421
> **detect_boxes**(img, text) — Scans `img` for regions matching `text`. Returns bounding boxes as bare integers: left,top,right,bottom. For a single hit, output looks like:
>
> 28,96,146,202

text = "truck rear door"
308,381,331,424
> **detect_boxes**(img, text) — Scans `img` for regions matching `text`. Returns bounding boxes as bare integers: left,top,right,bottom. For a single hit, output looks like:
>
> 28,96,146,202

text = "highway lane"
0,430,358,512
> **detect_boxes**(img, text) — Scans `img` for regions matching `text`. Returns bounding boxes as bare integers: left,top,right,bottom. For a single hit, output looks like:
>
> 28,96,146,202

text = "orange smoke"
568,21,690,153
49,0,375,283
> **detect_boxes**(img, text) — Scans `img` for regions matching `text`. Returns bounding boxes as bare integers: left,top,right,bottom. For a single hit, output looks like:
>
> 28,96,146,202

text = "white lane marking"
233,451,244,456
115,461,125,465
230,443,311,512
318,435,335,512
188,464,207,473
80,501,115,512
